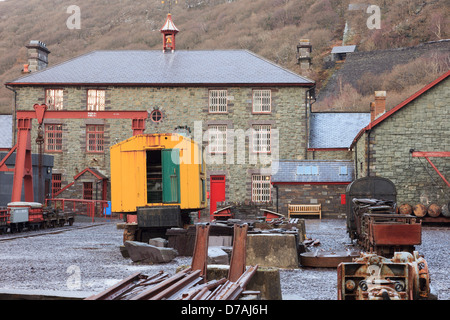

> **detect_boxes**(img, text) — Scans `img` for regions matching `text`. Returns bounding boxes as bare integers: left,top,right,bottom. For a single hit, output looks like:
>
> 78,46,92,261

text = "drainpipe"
366,129,371,177
354,141,358,178
305,85,316,158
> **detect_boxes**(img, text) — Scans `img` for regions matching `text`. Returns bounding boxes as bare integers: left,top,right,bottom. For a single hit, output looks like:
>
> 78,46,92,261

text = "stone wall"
14,85,309,206
355,77,449,206
306,149,353,161
275,183,348,218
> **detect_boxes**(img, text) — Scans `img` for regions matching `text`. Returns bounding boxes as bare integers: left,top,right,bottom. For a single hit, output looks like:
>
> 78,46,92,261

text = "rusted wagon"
346,177,421,257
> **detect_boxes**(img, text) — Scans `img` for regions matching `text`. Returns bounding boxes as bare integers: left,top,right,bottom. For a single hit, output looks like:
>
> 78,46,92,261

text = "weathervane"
161,0,178,13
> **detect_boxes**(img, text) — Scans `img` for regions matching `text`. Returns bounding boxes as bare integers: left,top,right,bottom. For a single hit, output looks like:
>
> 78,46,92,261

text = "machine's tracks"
0,223,108,242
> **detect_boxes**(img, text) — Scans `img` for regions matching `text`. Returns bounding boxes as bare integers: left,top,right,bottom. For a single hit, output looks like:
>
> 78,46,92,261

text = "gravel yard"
0,217,448,300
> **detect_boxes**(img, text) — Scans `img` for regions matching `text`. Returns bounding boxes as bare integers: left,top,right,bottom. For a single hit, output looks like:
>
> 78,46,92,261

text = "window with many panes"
45,89,64,110
251,175,271,203
252,89,271,113
51,173,62,197
252,125,271,153
45,124,63,152
87,89,105,111
208,125,227,154
83,182,93,200
209,90,227,113
86,125,104,153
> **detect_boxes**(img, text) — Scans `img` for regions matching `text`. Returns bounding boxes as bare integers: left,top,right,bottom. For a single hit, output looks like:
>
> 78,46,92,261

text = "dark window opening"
147,150,162,203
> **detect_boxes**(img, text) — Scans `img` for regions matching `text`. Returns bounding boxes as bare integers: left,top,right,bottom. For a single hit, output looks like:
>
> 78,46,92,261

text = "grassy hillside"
0,0,448,114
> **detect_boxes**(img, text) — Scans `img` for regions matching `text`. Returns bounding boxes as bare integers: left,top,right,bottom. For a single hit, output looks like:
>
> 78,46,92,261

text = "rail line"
0,223,109,242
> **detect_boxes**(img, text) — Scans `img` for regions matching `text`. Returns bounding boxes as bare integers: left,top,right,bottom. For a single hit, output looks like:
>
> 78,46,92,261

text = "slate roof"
271,159,354,183
7,50,314,86
309,112,370,149
0,115,12,149
331,45,356,54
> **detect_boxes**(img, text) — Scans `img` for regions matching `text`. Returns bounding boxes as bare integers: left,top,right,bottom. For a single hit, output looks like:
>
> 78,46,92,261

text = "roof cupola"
160,13,179,53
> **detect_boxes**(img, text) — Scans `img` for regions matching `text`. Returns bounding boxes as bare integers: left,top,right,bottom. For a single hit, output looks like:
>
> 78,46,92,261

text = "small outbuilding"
271,159,354,218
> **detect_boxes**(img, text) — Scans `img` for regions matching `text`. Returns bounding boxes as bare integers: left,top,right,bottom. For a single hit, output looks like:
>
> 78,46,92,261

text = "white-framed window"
339,166,348,175
87,89,105,111
252,125,271,153
252,89,271,113
208,125,227,154
209,90,228,113
251,175,271,203
45,89,64,110
296,165,319,175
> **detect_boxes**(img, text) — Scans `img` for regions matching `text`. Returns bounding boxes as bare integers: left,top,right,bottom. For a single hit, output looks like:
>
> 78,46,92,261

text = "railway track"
0,223,108,242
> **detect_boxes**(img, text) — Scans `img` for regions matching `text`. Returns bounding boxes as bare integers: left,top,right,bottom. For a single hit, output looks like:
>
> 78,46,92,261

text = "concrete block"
124,241,178,264
209,235,232,247
149,237,168,247
246,234,299,269
208,246,229,265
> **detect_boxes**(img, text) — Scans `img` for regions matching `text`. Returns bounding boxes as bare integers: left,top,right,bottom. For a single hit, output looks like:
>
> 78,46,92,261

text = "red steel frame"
411,151,450,188
0,103,148,203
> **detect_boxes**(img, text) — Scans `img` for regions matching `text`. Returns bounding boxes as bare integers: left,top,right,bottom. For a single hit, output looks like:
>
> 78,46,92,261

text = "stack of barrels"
398,202,450,218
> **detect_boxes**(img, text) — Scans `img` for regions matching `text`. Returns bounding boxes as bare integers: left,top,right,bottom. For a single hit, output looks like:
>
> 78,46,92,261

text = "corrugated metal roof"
309,113,370,149
7,50,314,86
271,159,354,183
331,45,356,54
0,115,12,149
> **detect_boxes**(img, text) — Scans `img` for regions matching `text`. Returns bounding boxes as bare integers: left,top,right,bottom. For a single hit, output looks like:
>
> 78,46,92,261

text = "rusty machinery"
345,177,422,257
338,251,432,300
351,198,422,257
0,104,148,232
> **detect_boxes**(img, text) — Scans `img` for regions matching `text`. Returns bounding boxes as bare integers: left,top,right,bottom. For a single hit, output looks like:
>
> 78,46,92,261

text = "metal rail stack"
86,223,259,300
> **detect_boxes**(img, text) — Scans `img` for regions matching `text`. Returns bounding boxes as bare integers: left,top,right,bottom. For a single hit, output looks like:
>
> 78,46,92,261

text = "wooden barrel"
399,203,412,215
442,203,450,217
413,203,427,217
427,203,441,217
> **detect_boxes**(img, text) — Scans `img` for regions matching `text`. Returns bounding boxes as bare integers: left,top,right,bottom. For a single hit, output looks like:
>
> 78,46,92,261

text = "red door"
210,175,226,215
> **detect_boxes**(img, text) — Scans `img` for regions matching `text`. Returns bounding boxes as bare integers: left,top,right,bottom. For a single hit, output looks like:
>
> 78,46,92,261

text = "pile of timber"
400,202,450,222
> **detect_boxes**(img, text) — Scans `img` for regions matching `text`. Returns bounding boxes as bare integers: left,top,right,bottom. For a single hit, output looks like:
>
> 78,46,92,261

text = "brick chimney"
26,40,50,72
371,91,386,122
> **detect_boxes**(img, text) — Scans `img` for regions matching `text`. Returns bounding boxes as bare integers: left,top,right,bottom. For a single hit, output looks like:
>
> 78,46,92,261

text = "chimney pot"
22,64,30,74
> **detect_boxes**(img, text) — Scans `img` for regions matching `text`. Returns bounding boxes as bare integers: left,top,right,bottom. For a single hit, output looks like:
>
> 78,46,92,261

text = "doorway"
209,175,226,215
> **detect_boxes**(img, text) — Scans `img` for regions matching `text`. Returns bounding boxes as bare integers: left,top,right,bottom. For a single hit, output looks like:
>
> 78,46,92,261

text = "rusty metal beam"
412,151,450,158
412,151,450,188
191,223,210,278
228,223,248,282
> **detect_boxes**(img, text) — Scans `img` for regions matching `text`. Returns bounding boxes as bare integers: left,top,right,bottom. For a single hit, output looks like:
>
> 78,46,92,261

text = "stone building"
5,14,315,215
271,159,354,218
267,110,370,218
351,71,450,206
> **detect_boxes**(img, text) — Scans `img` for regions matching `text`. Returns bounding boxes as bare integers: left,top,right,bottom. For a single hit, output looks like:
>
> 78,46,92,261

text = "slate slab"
124,241,178,263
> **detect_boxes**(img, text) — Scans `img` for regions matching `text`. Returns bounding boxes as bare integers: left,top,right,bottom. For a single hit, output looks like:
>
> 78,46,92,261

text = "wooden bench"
288,204,322,219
